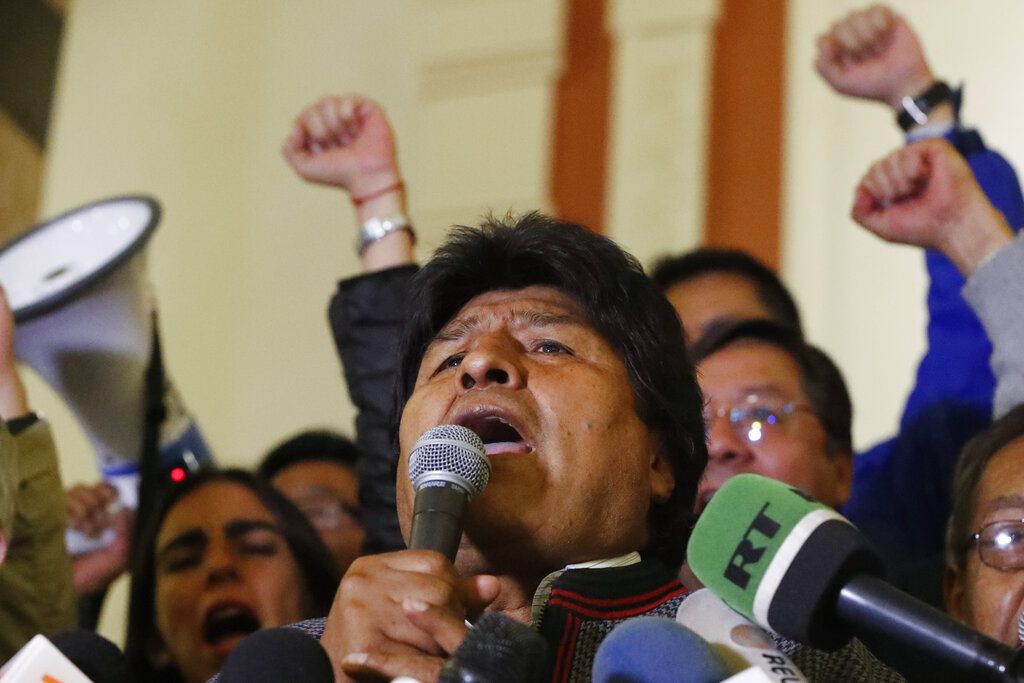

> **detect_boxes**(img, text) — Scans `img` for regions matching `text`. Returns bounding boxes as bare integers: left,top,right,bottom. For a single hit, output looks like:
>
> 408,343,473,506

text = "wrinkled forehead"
157,480,273,543
698,338,807,399
440,286,588,331
423,286,599,357
974,439,1024,525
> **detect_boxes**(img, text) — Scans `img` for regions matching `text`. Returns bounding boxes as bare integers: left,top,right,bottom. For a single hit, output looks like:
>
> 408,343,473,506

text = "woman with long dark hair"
124,468,339,683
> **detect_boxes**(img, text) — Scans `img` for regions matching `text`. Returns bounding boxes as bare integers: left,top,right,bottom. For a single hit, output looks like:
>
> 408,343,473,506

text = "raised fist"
282,95,400,197
66,481,132,595
851,139,1012,274
815,5,933,109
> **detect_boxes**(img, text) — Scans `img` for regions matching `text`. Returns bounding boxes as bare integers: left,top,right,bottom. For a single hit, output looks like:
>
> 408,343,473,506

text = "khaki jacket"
0,419,76,662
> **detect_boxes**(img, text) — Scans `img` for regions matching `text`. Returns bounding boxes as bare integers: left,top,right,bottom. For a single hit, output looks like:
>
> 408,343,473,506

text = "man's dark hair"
124,468,340,683
257,429,360,481
690,318,852,457
650,248,803,335
396,212,707,569
946,404,1024,570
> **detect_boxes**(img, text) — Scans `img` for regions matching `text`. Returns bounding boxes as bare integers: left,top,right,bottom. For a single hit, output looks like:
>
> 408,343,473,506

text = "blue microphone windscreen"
592,617,730,683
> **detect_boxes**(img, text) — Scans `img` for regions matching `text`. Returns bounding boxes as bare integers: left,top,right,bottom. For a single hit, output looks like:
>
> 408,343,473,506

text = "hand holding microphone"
319,424,498,682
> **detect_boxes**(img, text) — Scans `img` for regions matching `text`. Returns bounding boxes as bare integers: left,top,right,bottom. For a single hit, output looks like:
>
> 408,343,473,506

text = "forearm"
329,265,419,553
963,232,1024,418
900,129,1021,424
353,180,415,273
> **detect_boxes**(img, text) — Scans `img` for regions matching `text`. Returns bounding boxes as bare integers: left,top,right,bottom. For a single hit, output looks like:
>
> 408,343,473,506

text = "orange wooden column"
551,0,786,256
550,0,611,234
703,0,787,270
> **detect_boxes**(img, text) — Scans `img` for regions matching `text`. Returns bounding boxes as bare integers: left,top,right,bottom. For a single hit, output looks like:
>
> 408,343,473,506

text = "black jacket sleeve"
327,264,419,554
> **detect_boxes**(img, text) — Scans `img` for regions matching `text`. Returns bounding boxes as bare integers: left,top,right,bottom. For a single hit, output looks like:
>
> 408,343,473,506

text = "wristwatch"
897,81,953,132
6,412,39,435
357,213,415,255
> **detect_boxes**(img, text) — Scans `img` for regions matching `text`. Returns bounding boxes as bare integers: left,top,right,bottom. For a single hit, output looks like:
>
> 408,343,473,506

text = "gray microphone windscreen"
439,612,548,683
409,424,490,500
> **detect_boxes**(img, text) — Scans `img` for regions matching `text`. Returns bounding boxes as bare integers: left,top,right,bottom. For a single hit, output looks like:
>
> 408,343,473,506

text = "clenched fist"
282,95,400,198
851,139,1012,275
816,5,934,110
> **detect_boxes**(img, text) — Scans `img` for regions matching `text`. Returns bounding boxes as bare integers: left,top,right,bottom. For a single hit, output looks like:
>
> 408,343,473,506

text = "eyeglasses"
965,519,1024,571
703,394,815,446
294,495,361,532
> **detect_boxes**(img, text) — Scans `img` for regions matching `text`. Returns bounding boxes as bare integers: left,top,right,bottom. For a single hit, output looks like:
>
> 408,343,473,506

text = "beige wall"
40,0,562,643
784,0,1024,449
36,0,1024,648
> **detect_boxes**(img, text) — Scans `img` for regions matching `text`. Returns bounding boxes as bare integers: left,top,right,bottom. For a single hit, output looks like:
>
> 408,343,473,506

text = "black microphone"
408,425,490,562
439,612,548,683
217,627,333,683
688,474,1024,682
50,629,135,683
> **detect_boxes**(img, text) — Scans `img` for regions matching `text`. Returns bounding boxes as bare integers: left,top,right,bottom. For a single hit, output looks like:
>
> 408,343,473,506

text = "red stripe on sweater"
553,614,581,683
548,585,688,620
550,581,686,609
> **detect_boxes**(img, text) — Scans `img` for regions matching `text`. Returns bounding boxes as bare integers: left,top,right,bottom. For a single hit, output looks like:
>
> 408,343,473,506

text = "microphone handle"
409,481,470,562
837,575,1024,682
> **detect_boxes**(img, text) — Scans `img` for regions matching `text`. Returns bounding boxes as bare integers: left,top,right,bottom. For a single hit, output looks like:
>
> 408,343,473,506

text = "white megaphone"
0,195,214,554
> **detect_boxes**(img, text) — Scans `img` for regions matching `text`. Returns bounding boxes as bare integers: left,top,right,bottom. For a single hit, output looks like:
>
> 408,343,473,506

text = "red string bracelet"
352,180,405,207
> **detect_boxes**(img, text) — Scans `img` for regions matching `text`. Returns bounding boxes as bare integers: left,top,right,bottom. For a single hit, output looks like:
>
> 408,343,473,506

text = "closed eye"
160,549,202,573
237,540,279,556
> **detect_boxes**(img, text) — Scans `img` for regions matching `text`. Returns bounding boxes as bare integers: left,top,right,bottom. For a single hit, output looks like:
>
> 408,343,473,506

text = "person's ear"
0,534,7,565
829,448,854,508
944,563,967,622
649,447,675,504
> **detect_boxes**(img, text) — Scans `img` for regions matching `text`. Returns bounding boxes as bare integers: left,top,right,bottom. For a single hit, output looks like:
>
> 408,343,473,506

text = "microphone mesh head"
409,424,490,499
439,613,548,683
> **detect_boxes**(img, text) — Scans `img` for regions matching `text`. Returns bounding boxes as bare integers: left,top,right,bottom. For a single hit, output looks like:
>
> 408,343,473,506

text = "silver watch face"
357,214,411,254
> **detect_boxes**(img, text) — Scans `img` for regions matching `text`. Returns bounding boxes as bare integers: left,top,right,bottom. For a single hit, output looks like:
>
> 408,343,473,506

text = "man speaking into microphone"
313,213,707,682
279,213,898,683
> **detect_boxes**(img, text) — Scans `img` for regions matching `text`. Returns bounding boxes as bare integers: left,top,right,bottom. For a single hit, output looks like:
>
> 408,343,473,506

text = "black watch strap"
897,81,953,131
6,412,39,435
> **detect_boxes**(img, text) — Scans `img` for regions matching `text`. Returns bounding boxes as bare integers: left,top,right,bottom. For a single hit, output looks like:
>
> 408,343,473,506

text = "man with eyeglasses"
690,320,854,519
945,405,1024,646
258,430,365,573
848,130,1024,646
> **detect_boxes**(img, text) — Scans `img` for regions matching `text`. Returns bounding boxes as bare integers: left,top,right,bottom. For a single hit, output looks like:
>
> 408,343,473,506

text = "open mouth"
202,603,261,646
459,413,530,455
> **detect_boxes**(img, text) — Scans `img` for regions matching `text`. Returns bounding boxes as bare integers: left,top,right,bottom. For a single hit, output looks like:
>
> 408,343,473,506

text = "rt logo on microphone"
724,502,781,590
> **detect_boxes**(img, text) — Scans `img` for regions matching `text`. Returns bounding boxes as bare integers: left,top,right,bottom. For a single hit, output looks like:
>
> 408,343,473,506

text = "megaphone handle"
104,470,140,509
64,469,138,557
65,526,117,556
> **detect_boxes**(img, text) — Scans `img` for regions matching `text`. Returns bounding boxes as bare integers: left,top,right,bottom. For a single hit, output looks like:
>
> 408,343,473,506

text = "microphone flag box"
0,634,92,682
687,474,841,620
